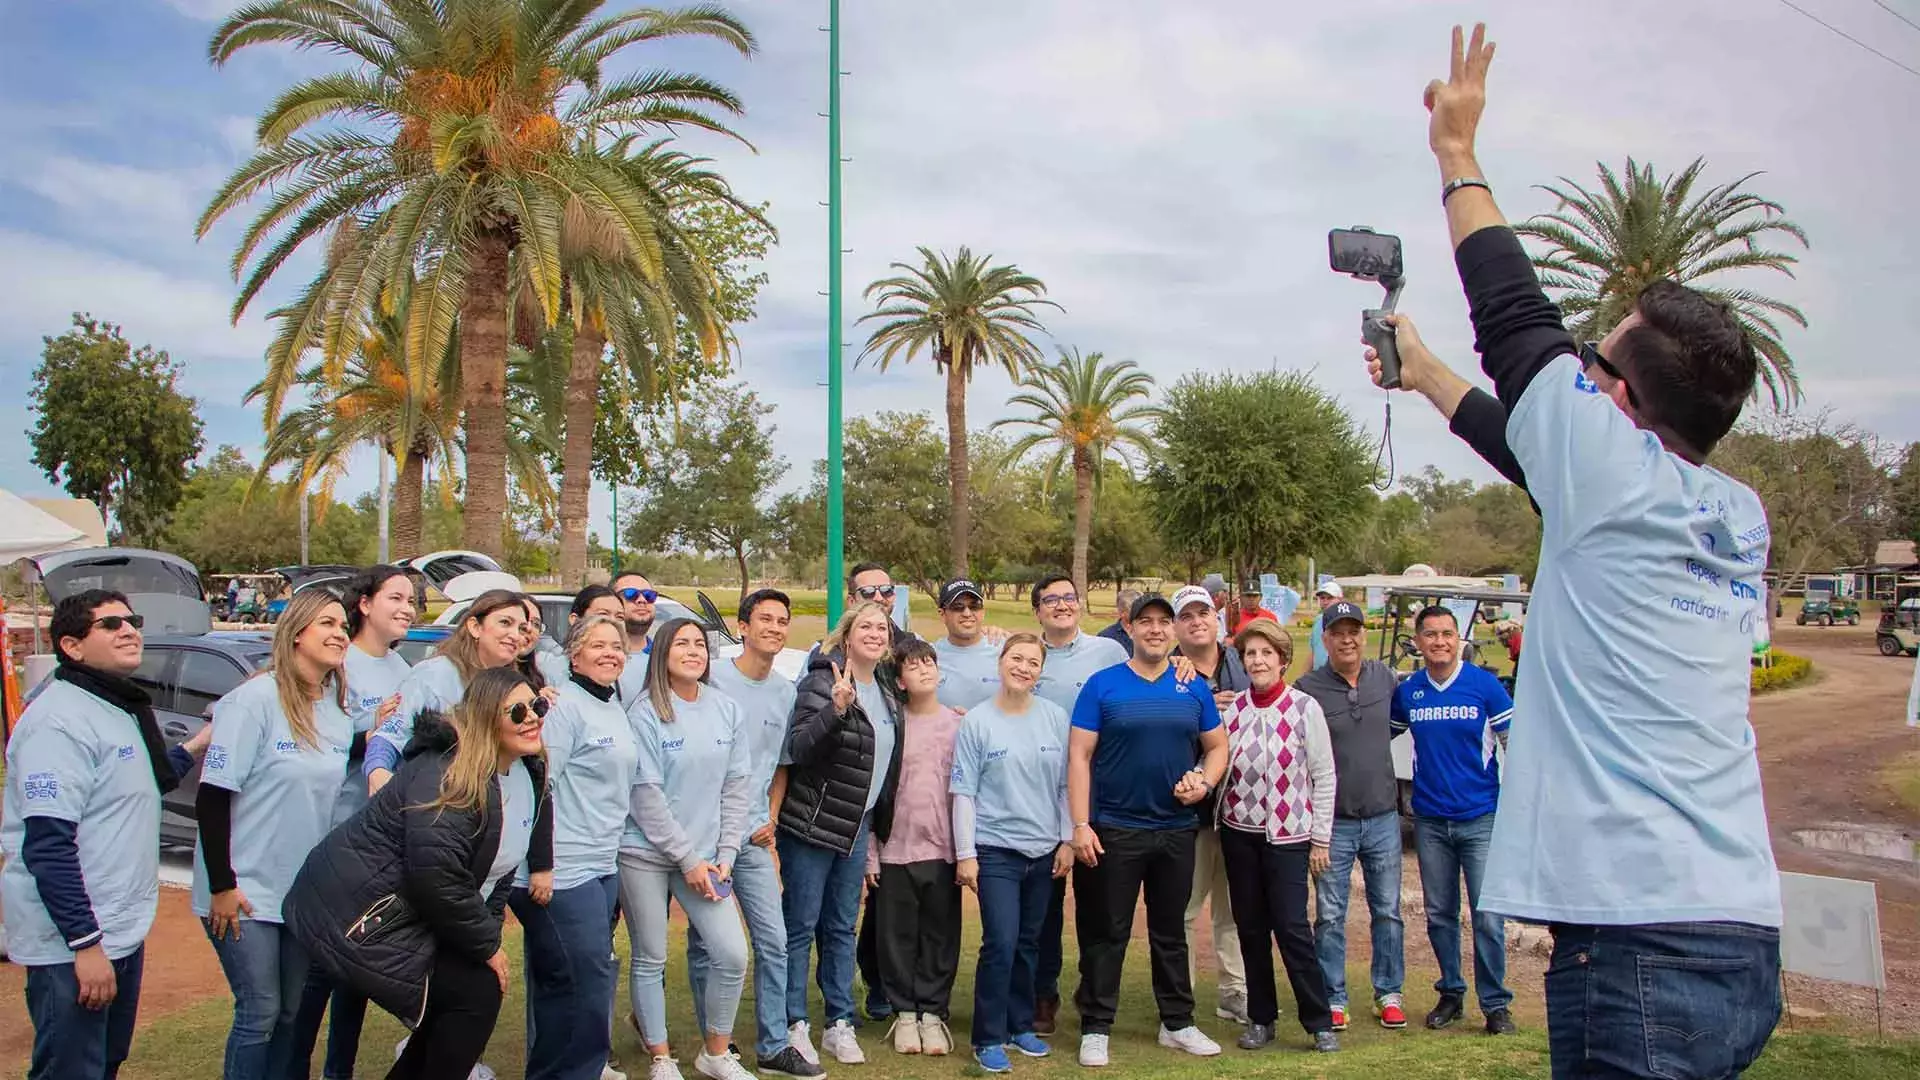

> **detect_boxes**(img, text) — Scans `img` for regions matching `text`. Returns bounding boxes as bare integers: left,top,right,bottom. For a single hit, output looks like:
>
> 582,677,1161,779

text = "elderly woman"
1214,619,1339,1054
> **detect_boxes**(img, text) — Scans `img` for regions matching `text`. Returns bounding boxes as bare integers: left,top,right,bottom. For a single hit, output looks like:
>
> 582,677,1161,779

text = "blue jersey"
1071,663,1221,830
1391,663,1513,821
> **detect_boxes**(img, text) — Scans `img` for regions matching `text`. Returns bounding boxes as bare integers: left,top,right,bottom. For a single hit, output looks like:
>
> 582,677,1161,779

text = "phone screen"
1328,228,1404,280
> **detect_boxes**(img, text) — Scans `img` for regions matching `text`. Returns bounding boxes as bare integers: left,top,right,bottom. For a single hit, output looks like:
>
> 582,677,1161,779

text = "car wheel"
1849,614,1860,626
1796,615,1807,626
1880,636,1903,657
1822,613,1834,627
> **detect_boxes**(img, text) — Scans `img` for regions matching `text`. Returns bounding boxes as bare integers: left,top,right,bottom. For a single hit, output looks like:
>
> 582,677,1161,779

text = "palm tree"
859,247,1058,578
198,0,754,560
1515,157,1809,407
992,347,1161,599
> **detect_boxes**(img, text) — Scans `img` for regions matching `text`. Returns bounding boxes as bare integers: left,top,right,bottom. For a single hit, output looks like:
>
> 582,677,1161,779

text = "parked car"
394,624,454,666
1797,587,1861,627
1879,595,1920,658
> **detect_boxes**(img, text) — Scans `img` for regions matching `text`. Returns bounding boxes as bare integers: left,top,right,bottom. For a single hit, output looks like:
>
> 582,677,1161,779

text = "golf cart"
1797,577,1861,627
209,573,282,623
1877,580,1919,657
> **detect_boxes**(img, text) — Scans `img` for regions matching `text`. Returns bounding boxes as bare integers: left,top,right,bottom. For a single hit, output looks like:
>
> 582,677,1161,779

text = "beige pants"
1185,826,1246,999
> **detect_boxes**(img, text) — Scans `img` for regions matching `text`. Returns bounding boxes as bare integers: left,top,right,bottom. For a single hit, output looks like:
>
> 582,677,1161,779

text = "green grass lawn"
112,920,1914,1080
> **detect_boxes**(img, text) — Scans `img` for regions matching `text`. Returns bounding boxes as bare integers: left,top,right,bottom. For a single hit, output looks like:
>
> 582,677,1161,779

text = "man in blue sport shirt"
1373,24,1783,1079
1066,592,1229,1067
1390,606,1514,1035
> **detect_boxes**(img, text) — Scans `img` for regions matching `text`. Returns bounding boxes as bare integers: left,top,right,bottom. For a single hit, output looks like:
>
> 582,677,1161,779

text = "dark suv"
129,635,274,848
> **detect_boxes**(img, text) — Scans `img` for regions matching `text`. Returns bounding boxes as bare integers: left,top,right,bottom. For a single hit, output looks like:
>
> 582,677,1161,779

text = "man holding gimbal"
1373,24,1783,1080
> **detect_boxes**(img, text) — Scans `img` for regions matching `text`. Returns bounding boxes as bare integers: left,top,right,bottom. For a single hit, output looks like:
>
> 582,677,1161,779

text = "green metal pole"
825,0,846,625
610,482,620,576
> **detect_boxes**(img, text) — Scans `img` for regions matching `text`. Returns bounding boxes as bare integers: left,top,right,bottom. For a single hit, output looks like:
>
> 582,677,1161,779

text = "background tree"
1890,442,1920,546
1516,157,1809,406
165,446,374,572
858,247,1057,578
1148,370,1375,588
784,412,951,594
966,431,1056,596
622,383,786,607
993,348,1161,599
28,314,205,545
1716,409,1892,579
199,1,756,561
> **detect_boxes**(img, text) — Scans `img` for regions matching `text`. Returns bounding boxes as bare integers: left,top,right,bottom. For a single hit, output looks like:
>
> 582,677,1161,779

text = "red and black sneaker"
1329,1004,1350,1031
1377,994,1408,1029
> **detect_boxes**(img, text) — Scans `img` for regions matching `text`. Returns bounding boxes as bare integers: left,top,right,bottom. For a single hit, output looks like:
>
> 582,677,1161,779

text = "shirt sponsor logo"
1037,744,1060,755
1684,559,1721,586
661,737,686,752
117,745,137,761
274,739,301,754
1411,688,1426,701
1670,596,1730,622
23,772,60,802
951,764,966,784
592,736,617,748
986,748,1008,762
206,745,230,771
1407,705,1483,723
1573,370,1602,394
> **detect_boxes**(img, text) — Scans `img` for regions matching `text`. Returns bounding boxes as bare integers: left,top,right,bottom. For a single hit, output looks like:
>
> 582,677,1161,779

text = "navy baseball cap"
938,579,985,608
1129,592,1176,621
1322,600,1365,628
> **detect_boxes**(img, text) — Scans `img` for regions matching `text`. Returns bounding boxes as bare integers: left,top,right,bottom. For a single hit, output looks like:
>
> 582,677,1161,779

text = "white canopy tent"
0,489,90,563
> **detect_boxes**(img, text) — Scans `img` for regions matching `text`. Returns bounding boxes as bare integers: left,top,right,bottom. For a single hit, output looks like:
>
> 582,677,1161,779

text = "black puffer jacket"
779,650,903,855
283,712,551,1024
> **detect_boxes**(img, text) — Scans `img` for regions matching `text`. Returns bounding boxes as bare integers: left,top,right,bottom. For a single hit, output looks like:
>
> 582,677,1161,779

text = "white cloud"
160,0,244,20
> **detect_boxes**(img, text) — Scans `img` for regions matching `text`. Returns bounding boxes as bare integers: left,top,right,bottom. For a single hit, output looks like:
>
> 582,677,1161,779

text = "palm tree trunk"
556,322,604,589
392,448,425,560
459,228,513,562
945,361,970,579
1071,446,1094,601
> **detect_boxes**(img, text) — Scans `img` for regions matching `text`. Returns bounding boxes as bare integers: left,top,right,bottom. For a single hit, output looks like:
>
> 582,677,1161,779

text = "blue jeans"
288,963,368,1080
779,822,869,1025
1545,922,1782,1079
971,848,1053,1049
1414,813,1511,1012
205,919,307,1080
621,857,748,1047
24,947,145,1080
512,875,619,1080
689,841,789,1058
1313,811,1405,1006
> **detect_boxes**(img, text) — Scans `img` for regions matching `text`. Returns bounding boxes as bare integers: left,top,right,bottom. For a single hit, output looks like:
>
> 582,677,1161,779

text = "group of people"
4,21,1792,1080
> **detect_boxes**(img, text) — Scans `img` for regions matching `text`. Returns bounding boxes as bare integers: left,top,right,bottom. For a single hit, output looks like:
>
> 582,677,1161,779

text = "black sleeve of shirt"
19,817,101,950
166,744,195,779
195,782,239,894
1455,225,1579,412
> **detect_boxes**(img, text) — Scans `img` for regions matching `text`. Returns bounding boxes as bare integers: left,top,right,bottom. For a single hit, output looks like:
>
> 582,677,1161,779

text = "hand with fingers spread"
828,661,856,716
207,887,255,941
1425,23,1496,164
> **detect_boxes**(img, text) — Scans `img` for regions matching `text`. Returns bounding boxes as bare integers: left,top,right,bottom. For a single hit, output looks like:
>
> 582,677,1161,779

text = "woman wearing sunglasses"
285,667,551,1080
193,590,356,1079
363,589,531,796
620,618,756,1080
513,614,637,1080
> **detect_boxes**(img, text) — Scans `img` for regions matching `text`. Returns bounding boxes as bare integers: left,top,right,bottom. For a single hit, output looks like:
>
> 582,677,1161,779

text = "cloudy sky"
4,0,1917,544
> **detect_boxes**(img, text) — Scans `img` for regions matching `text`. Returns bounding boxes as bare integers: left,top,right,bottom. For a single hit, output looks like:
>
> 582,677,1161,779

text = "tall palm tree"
198,0,754,560
992,347,1161,599
859,247,1058,578
1515,157,1809,408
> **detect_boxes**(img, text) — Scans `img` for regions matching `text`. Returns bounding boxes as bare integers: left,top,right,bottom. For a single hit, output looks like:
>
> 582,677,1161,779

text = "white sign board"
1779,871,1885,990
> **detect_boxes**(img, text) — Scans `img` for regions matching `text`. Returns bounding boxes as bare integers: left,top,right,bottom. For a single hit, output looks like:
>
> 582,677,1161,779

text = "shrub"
1751,650,1813,693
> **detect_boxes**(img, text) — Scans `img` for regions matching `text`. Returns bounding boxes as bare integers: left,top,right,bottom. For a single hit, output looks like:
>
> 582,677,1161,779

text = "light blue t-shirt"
857,676,897,812
710,658,798,842
1034,631,1129,714
1,681,162,963
949,696,1071,859
193,675,356,923
934,637,1001,712
534,645,569,691
1487,352,1780,927
534,679,640,889
486,761,535,897
623,685,751,864
336,645,410,824
616,649,651,705
1310,612,1329,670
365,655,465,775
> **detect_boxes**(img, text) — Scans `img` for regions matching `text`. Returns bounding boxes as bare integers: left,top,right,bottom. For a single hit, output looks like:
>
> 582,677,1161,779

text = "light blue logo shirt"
623,685,751,863
487,760,535,897
336,645,410,823
949,696,1071,859
857,677,897,813
366,655,465,773
710,659,798,842
533,679,640,889
934,637,1001,712
1033,631,1130,715
1488,353,1781,927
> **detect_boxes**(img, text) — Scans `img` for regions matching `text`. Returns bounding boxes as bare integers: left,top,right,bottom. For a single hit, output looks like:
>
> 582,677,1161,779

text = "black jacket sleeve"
166,744,195,780
195,783,238,893
19,817,100,949
784,669,844,768
523,757,554,875
1449,386,1531,496
397,763,501,964
1456,226,1579,412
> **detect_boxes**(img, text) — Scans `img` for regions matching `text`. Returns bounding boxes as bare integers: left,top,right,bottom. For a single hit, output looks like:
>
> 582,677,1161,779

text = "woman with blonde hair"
194,589,354,1079
515,614,638,1080
285,666,551,1080
777,601,905,1067
620,618,755,1080
363,589,530,794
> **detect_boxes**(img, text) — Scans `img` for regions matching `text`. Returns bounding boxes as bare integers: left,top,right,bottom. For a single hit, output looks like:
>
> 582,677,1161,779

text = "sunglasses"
92,614,145,632
618,588,659,604
1580,341,1639,408
854,584,897,601
944,600,983,613
506,697,551,727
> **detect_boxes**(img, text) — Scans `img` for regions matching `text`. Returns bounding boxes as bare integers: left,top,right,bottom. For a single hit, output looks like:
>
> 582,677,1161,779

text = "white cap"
1170,584,1216,615
1315,581,1344,599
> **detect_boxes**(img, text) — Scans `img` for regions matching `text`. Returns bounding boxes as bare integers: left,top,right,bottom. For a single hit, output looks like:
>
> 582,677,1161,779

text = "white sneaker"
1156,1025,1221,1057
821,1020,865,1065
1078,1033,1110,1067
470,1067,498,1080
696,1050,755,1080
394,1037,408,1062
889,1012,922,1054
603,1067,630,1080
649,1054,685,1080
917,1015,952,1057
789,1021,821,1067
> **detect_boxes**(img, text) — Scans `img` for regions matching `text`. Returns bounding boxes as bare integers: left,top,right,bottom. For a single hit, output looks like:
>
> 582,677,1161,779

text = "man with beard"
610,571,659,704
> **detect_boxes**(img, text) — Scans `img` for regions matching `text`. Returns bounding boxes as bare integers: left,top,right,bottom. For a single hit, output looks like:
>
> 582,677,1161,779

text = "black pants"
1218,826,1333,1034
876,860,962,1018
387,950,503,1080
856,887,887,1015
1072,825,1197,1035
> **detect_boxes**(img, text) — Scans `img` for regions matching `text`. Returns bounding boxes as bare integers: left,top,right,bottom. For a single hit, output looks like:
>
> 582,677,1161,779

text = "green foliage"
1715,410,1890,576
28,314,205,545
1890,442,1920,545
1148,370,1376,576
1515,157,1809,407
162,447,375,572
1751,650,1813,693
